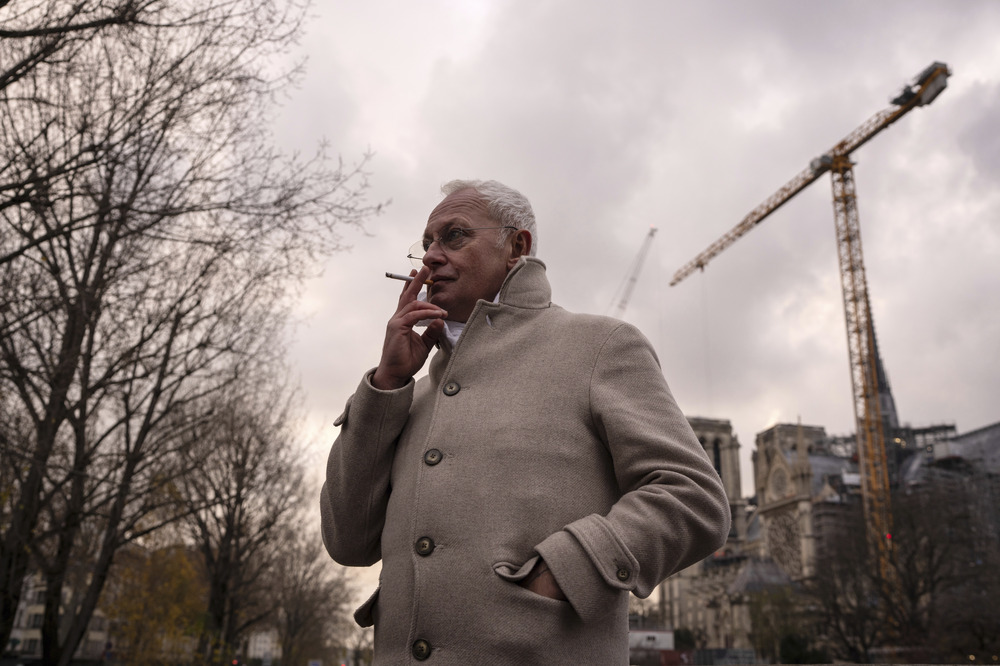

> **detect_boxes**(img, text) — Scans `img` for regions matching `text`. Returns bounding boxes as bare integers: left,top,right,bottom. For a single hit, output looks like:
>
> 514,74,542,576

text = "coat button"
415,537,435,556
616,567,631,581
443,381,460,396
423,449,442,466
412,639,431,660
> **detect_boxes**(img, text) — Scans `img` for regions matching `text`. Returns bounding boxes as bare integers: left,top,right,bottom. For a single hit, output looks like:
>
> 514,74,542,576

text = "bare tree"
806,506,884,663
747,586,800,664
0,0,382,660
886,475,1000,661
0,0,155,90
806,479,997,663
178,376,307,665
345,625,375,666
271,526,355,666
0,0,170,261
934,545,1000,660
884,483,973,650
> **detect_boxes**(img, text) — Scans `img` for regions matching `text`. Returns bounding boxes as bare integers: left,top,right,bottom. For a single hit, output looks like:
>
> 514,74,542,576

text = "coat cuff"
333,368,413,429
535,514,640,623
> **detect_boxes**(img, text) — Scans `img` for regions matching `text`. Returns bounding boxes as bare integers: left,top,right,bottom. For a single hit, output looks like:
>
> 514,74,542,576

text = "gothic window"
712,439,722,478
769,467,789,500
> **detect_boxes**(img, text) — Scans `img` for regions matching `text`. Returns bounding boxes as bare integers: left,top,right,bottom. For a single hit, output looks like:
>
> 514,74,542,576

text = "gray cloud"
281,0,1000,516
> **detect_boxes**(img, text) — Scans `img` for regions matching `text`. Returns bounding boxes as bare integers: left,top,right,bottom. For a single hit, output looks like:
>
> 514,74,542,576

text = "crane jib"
669,62,949,287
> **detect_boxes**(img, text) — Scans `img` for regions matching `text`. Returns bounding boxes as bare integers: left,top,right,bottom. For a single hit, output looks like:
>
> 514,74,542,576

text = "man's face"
421,188,512,323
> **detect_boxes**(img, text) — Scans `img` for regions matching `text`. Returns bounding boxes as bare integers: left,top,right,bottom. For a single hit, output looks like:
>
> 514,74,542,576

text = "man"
321,180,730,664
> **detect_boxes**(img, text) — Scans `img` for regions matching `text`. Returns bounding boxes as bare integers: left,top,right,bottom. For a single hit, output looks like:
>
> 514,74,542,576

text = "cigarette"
386,272,433,285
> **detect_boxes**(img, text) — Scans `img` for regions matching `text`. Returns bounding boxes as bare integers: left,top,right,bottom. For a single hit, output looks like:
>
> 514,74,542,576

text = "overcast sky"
273,0,1000,587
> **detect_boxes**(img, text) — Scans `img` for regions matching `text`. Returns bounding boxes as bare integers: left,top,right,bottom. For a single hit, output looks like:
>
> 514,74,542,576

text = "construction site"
620,62,1000,665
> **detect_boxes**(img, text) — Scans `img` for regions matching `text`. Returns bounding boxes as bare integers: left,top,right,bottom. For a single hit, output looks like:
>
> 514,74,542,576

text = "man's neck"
440,291,500,350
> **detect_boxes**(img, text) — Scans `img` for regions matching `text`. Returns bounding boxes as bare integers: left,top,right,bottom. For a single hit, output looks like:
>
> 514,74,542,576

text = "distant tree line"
752,476,1000,663
0,0,380,663
808,474,1000,663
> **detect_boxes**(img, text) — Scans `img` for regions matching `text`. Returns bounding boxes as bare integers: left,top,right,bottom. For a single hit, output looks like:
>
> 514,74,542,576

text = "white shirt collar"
438,292,500,350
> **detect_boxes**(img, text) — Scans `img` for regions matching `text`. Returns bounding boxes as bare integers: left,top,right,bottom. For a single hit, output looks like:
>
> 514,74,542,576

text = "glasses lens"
408,241,425,268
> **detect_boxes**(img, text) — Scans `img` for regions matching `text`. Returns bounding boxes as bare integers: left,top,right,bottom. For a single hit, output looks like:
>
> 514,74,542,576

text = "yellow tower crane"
670,62,950,580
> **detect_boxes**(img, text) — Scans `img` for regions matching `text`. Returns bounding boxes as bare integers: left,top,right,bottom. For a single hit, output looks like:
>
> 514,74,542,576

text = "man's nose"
422,239,447,266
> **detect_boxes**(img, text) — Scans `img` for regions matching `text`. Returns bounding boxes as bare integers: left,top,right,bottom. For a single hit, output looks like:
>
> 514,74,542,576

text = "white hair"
441,179,537,256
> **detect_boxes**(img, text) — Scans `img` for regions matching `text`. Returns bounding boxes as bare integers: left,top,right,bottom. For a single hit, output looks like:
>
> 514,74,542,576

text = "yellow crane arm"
669,62,950,287
669,162,822,286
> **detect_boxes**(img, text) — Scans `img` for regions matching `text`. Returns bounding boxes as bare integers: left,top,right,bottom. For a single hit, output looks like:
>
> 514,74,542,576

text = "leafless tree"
271,526,355,666
884,482,972,649
1,0,176,262
889,474,1000,661
934,546,1000,660
345,625,375,666
178,375,307,665
806,506,884,663
746,586,811,664
807,479,997,663
0,0,382,660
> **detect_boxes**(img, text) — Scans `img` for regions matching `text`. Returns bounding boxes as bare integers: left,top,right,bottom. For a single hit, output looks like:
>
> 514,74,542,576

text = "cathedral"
648,413,997,656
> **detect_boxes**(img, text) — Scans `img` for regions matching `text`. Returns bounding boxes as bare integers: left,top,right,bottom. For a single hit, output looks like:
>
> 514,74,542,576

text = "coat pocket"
353,584,380,628
492,555,541,582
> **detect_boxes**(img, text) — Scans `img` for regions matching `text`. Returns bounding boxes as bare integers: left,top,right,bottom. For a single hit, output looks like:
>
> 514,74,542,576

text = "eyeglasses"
407,225,517,268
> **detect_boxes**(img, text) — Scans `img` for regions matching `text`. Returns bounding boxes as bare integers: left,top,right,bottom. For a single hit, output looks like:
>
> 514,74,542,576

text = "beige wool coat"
321,257,730,665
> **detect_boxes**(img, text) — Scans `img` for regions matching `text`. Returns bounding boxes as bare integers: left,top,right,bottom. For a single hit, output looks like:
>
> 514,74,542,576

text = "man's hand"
518,558,567,601
371,266,448,390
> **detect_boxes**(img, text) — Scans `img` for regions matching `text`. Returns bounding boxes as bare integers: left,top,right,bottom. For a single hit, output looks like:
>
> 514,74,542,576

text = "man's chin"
426,292,449,311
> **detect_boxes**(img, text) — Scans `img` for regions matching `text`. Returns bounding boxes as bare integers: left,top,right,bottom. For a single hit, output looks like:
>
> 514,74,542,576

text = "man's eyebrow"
423,220,466,238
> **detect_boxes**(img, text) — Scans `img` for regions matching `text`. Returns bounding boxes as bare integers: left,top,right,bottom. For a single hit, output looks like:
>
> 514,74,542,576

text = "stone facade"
754,422,829,580
654,418,858,651
654,418,755,650
689,417,747,550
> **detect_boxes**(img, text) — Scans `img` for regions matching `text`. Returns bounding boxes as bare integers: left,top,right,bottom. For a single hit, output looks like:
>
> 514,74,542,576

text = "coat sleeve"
320,370,413,566
534,323,731,623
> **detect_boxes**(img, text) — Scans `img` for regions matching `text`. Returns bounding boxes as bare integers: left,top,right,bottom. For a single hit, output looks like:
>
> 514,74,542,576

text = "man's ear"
506,229,532,269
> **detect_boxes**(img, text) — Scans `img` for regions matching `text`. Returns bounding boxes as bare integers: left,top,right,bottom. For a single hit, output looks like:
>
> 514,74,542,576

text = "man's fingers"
397,267,431,303
393,302,447,329
421,319,445,349
395,299,446,319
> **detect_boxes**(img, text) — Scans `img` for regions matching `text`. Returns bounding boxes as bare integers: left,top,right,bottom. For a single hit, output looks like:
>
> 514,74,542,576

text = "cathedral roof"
727,558,792,595
904,420,1000,485
808,454,858,497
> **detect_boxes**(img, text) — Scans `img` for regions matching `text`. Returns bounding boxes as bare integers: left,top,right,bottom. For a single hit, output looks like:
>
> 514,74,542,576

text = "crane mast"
670,62,950,578
830,155,894,580
613,226,658,319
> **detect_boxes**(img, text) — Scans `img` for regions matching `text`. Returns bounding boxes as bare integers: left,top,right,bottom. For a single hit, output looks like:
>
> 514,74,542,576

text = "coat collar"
430,257,551,366
496,256,551,310
431,257,551,358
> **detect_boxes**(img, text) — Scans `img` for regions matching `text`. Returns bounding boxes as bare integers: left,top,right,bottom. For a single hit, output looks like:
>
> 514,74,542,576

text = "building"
654,418,756,651
653,412,1000,662
689,417,748,551
751,421,861,580
246,628,282,665
5,572,110,661
902,419,1000,562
